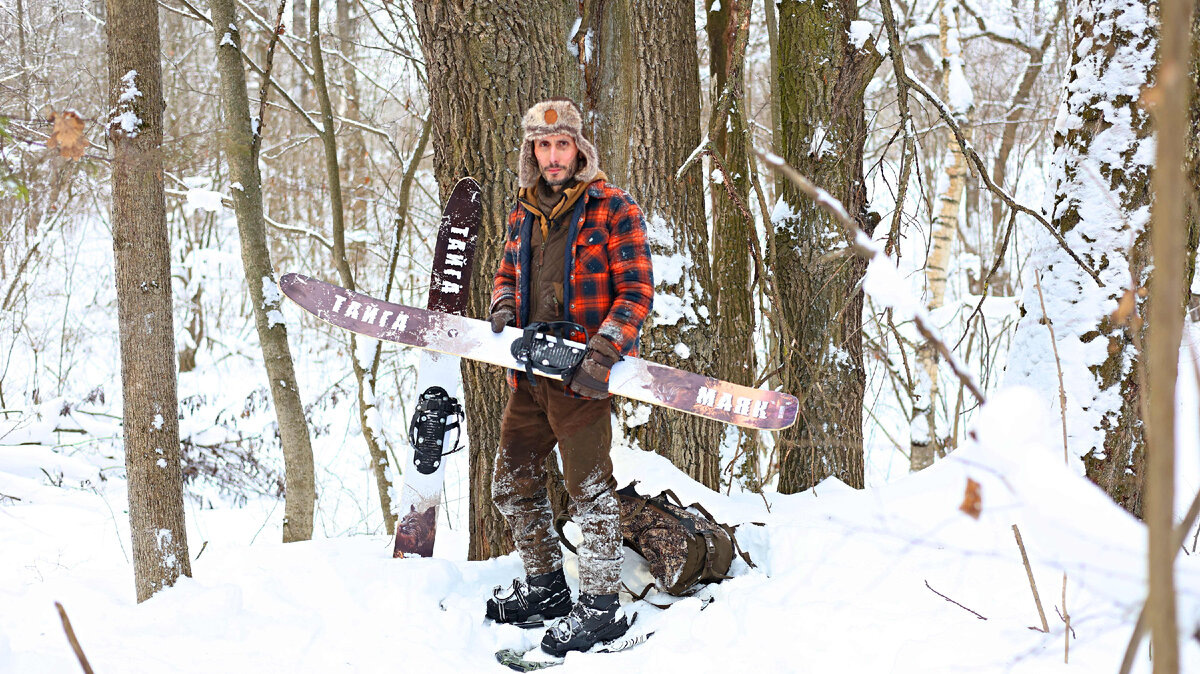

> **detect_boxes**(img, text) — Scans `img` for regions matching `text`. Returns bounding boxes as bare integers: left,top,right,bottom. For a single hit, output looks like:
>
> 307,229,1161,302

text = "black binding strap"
407,386,464,475
509,321,588,386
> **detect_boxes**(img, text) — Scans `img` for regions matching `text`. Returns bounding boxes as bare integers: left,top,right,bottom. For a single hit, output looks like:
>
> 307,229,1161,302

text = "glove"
565,336,621,399
489,302,516,333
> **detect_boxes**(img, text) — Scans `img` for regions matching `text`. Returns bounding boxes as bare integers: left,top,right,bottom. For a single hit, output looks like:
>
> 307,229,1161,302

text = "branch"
878,0,917,258
55,602,95,674
756,148,987,405
925,580,987,620
901,73,1104,288
251,0,289,158
1012,524,1050,632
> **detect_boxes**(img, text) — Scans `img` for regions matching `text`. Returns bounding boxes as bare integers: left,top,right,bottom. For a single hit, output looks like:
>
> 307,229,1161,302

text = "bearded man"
484,98,654,657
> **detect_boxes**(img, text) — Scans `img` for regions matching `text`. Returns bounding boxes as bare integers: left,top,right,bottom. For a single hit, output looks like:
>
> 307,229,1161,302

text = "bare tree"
706,0,760,489
1144,0,1194,668
210,0,316,542
309,0,396,534
774,0,883,493
107,0,191,602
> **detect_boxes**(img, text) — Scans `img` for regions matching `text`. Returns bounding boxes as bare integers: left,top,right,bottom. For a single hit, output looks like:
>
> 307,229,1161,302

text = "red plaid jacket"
490,180,654,394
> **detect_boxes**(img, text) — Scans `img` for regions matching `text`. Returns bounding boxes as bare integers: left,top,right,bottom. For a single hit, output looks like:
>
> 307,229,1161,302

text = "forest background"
2,0,1200,670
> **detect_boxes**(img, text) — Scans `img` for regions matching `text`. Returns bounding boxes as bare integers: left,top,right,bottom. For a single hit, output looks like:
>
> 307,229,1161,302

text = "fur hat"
518,98,601,188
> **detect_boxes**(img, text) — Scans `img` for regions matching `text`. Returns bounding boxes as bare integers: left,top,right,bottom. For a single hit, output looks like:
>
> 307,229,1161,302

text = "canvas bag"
556,481,756,598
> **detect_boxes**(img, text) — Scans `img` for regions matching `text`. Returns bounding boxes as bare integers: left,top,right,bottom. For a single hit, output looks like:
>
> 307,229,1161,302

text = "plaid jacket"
491,180,654,394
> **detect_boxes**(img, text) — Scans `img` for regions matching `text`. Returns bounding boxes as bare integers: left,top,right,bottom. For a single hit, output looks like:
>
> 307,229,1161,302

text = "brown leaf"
46,110,87,161
1111,288,1138,326
959,478,982,520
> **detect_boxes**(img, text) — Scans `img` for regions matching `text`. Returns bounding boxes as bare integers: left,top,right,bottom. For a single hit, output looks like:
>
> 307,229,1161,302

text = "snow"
184,189,225,215
219,32,235,48
117,70,141,104
5,385,1200,672
111,111,141,137
848,20,872,50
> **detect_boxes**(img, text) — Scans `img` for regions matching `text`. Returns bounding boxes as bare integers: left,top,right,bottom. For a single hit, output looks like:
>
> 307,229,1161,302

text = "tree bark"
1005,0,1160,517
1145,0,1193,668
210,0,316,542
106,0,192,602
912,1,972,471
707,0,760,489
414,0,580,561
309,0,396,534
586,0,722,489
774,0,882,494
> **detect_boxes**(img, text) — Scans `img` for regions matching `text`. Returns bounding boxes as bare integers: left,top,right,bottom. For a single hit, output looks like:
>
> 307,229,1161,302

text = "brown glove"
566,335,621,399
489,302,516,333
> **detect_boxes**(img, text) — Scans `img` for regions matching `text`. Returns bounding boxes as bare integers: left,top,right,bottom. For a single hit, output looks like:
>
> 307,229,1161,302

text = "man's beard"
542,164,574,186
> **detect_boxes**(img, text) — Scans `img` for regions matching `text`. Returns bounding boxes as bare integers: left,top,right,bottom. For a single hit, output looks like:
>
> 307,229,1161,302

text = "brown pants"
492,376,622,595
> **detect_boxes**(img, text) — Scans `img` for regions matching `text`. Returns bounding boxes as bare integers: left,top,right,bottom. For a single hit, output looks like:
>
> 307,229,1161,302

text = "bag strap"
553,514,579,554
663,489,760,572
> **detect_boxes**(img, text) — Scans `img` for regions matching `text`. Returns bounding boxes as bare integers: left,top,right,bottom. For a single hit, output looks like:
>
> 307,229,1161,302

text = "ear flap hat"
519,98,601,188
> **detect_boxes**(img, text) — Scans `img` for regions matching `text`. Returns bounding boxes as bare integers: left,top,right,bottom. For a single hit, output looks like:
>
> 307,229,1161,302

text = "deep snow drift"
4,384,1200,673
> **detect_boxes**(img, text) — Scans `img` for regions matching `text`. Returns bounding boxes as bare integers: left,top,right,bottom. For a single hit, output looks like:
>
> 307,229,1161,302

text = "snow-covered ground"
4,378,1200,673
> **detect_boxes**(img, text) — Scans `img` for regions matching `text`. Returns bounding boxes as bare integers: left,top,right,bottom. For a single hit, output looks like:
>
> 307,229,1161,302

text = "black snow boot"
486,568,573,628
540,592,630,657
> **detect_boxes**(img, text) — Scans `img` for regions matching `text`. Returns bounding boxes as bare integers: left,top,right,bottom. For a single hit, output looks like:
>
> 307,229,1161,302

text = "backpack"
556,481,756,599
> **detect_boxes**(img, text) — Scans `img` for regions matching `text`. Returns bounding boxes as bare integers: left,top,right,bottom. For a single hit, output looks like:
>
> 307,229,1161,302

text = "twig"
0,492,22,503
1034,274,1070,465
1012,524,1049,632
756,149,986,405
54,602,95,674
877,0,916,259
900,73,1104,288
1061,573,1070,663
252,0,289,158
924,580,986,620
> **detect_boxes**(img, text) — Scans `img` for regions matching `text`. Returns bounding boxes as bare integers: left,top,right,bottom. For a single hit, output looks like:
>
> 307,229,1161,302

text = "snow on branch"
756,149,986,405
901,73,1104,288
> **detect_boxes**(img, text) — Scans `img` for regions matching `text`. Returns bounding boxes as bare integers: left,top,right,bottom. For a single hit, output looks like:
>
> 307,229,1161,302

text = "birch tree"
912,0,975,471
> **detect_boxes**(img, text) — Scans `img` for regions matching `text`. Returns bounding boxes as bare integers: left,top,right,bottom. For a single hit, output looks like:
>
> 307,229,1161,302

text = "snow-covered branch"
756,149,986,405
901,73,1104,288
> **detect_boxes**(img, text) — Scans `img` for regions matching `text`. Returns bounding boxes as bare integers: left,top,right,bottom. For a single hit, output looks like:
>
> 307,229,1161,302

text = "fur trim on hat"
518,99,601,189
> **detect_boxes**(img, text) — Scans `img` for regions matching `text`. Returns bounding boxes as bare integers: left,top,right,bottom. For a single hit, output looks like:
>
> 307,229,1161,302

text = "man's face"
533,134,579,187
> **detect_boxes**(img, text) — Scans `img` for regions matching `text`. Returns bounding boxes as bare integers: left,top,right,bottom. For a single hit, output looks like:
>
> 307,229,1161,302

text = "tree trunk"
707,0,760,490
414,0,580,561
1145,0,1192,668
912,0,972,471
1005,0,1159,517
586,0,721,489
211,0,316,542
107,0,192,602
774,0,882,494
309,0,396,534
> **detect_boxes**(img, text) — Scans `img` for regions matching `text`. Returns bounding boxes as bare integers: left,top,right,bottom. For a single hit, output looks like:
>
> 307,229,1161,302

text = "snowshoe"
539,592,631,657
486,568,573,628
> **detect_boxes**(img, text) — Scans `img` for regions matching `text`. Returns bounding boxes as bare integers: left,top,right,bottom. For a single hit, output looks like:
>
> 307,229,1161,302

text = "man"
484,98,653,657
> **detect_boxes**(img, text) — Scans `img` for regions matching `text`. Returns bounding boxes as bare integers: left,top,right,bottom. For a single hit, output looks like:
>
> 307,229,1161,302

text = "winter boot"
485,568,573,628
540,592,630,657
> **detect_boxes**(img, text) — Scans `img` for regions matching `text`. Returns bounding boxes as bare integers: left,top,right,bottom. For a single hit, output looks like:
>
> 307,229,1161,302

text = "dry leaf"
959,478,982,520
1111,288,1138,326
46,110,87,161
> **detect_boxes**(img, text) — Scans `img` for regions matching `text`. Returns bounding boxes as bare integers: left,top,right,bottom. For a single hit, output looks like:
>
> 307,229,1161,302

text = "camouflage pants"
492,376,622,596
